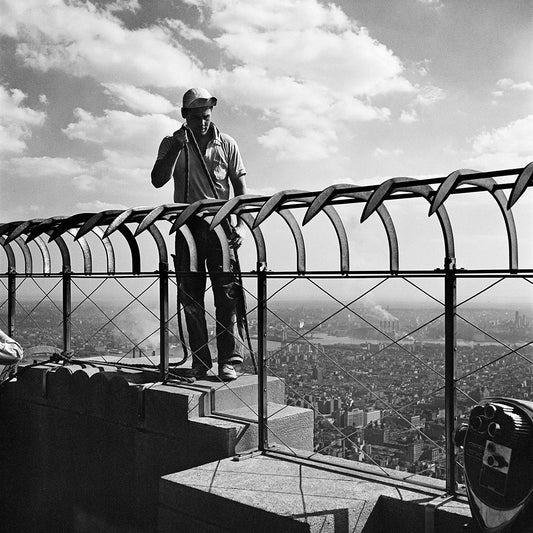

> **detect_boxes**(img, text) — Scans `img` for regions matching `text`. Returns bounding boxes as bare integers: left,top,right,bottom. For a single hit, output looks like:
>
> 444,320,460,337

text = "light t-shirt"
156,123,246,204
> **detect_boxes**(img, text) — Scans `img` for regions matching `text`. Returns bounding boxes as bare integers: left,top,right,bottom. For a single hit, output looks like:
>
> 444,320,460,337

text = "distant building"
365,409,381,425
318,399,334,414
406,440,424,463
363,426,390,445
410,415,424,429
338,408,365,428
312,365,323,383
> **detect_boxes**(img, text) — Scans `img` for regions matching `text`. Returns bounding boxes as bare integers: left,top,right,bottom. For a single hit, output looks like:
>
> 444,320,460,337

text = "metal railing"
1,162,532,494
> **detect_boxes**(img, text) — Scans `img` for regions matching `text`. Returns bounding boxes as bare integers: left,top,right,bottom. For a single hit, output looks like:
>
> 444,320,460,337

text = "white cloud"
60,107,176,198
258,126,339,161
0,85,46,154
107,0,140,13
62,108,176,157
165,19,211,43
400,109,419,123
73,174,99,192
1,0,205,88
8,156,86,178
496,78,533,92
373,148,404,157
416,0,444,8
189,0,414,159
493,78,533,98
1,0,436,162
397,84,443,124
415,84,445,106
76,200,128,212
465,115,533,169
205,1,412,97
103,84,176,114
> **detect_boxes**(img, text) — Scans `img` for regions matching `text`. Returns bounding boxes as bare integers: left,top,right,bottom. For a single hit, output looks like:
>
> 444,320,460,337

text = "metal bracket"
232,449,262,461
425,494,454,533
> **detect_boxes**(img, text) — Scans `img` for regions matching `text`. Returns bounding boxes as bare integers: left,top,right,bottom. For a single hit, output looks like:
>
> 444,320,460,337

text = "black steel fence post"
7,267,16,338
257,261,268,451
159,261,169,381
444,258,457,494
62,267,72,355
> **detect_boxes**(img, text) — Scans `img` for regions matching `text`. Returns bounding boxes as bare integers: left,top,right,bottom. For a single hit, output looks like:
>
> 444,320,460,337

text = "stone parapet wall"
0,363,313,533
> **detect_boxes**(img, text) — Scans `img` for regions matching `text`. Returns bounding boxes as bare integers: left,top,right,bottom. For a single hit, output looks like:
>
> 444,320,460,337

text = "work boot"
218,363,237,381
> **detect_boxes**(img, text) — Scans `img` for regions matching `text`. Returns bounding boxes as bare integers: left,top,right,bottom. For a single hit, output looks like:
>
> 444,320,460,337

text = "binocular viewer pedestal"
455,398,533,533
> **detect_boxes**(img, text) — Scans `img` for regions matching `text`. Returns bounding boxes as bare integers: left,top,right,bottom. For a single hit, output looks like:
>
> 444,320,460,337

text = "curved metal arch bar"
67,229,92,274
47,213,94,243
428,169,480,216
104,208,134,238
321,205,350,273
303,185,399,272
170,199,225,234
146,225,171,267
46,232,71,271
47,215,94,273
32,235,52,274
508,161,533,209
213,224,231,272
135,204,188,236
14,236,33,274
0,237,16,271
430,171,518,271
117,226,141,274
209,194,263,231
253,189,349,273
0,222,18,238
76,212,106,240
4,220,48,273
238,212,267,265
4,220,33,245
277,209,306,273
175,225,198,272
210,194,305,272
100,207,148,273
362,178,455,263
166,200,230,271
25,217,61,243
360,179,409,223
76,209,132,240
92,226,116,274
21,218,72,272
135,208,197,271
252,189,314,229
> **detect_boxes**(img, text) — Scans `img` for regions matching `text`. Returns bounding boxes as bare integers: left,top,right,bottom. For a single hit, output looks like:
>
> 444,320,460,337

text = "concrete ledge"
218,402,314,453
159,454,473,533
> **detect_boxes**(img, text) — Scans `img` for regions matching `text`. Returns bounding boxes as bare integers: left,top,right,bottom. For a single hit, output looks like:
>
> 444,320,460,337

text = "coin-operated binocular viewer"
455,398,533,533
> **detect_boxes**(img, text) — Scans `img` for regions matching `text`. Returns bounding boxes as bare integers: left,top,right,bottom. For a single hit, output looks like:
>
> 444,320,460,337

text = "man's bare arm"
151,128,188,188
151,145,180,188
232,174,247,197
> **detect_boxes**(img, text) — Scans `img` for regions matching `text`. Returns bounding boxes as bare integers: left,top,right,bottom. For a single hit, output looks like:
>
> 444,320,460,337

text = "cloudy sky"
1,0,532,281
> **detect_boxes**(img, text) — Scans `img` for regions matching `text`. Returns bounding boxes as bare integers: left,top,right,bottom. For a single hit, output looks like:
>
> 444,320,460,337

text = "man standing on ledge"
151,88,247,381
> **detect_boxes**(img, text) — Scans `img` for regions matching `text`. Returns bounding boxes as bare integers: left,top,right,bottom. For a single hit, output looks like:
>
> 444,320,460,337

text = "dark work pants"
174,218,244,370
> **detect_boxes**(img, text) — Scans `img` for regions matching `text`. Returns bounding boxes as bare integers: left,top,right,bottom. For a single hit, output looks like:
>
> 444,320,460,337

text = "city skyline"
7,297,532,482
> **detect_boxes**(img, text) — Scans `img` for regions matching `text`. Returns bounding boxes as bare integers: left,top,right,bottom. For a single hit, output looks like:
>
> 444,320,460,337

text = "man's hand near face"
172,126,188,149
